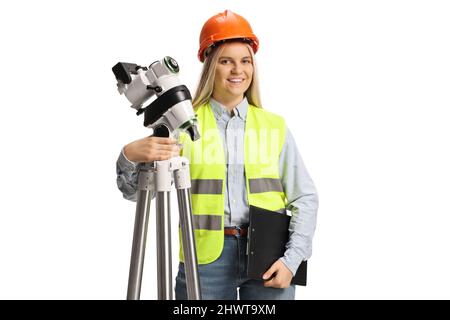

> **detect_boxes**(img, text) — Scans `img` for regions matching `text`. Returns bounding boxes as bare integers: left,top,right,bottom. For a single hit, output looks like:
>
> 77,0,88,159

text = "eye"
219,59,230,64
242,59,252,64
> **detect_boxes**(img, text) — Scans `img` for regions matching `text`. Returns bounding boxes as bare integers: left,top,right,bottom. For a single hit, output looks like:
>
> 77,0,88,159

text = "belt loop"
235,226,241,238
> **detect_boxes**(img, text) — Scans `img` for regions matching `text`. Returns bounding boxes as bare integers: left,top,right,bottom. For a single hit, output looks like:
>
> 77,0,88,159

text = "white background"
0,0,449,300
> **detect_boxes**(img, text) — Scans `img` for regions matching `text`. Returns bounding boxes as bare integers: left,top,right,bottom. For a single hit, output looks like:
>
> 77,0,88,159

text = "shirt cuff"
119,147,139,170
280,249,304,276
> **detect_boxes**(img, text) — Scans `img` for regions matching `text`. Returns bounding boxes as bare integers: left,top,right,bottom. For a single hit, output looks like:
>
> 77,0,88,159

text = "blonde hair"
192,42,262,109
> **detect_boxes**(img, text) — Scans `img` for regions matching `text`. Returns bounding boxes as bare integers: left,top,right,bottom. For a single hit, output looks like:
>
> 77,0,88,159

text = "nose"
231,62,243,74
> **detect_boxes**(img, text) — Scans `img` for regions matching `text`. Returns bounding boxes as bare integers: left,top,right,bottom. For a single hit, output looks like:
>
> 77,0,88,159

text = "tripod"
112,56,201,300
126,155,201,300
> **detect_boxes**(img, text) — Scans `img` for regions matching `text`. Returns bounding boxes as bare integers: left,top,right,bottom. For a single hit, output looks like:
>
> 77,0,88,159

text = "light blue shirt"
116,97,318,275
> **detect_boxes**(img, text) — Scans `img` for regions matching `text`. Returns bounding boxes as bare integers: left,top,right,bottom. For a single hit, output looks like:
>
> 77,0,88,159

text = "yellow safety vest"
178,103,287,264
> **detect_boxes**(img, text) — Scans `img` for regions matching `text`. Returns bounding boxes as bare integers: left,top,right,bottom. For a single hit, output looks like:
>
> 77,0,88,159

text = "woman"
116,10,318,300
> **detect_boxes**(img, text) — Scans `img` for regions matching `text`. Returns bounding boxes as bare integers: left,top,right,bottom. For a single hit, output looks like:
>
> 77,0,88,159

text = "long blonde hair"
192,42,262,109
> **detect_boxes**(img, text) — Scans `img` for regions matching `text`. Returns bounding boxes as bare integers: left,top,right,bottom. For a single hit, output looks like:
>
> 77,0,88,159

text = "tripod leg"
177,188,202,300
155,191,173,300
127,189,152,300
173,159,202,300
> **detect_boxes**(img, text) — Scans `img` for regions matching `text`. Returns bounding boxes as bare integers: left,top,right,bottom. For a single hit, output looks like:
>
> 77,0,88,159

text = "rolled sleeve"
116,148,140,202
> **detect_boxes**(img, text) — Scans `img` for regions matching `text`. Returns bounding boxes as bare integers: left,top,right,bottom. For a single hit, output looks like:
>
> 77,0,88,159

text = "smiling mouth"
227,78,244,84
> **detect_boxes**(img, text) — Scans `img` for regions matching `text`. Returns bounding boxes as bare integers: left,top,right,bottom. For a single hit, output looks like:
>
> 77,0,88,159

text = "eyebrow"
219,56,252,60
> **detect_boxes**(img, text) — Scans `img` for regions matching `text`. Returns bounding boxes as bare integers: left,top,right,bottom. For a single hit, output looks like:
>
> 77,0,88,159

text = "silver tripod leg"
153,160,174,300
174,162,201,300
127,167,153,300
155,191,172,300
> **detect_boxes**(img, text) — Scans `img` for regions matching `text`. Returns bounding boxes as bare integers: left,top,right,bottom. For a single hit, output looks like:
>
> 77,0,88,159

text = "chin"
227,91,245,98
226,86,249,96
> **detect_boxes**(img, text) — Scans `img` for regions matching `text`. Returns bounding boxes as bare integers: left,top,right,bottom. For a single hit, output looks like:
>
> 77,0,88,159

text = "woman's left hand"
262,260,293,288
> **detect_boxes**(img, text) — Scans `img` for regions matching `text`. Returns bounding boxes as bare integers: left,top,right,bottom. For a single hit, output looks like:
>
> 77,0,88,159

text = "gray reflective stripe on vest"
191,179,223,194
194,214,222,230
249,178,283,193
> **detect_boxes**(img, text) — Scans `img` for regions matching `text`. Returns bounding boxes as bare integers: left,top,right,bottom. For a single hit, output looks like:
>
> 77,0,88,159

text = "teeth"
228,79,243,83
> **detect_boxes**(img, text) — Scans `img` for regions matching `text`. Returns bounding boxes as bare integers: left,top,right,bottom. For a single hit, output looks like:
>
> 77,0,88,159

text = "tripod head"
112,57,200,141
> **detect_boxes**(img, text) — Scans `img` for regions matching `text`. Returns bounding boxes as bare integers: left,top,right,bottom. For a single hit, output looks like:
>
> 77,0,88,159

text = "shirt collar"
210,97,248,121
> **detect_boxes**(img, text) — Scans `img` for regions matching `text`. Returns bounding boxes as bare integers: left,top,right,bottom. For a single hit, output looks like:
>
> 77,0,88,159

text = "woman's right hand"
123,136,181,163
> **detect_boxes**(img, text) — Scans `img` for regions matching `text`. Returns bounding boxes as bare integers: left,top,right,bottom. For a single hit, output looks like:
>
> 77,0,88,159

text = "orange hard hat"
198,10,259,62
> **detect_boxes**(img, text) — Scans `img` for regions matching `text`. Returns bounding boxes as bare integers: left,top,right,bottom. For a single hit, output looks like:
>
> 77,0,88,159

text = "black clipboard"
247,205,307,286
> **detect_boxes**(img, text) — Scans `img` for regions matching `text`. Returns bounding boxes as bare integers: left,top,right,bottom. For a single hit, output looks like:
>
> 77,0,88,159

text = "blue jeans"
175,233,295,300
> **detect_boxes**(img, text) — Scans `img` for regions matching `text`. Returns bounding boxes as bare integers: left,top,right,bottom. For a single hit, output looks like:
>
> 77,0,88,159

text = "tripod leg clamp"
138,170,155,191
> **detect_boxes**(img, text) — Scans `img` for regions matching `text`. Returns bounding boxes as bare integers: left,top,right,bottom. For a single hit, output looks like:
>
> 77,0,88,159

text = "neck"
211,94,244,112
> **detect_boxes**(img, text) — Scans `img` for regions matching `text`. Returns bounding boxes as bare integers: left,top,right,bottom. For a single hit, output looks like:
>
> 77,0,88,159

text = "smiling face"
212,42,254,109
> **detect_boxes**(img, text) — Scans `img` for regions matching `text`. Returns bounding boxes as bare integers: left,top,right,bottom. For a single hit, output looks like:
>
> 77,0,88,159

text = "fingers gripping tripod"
112,57,201,300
